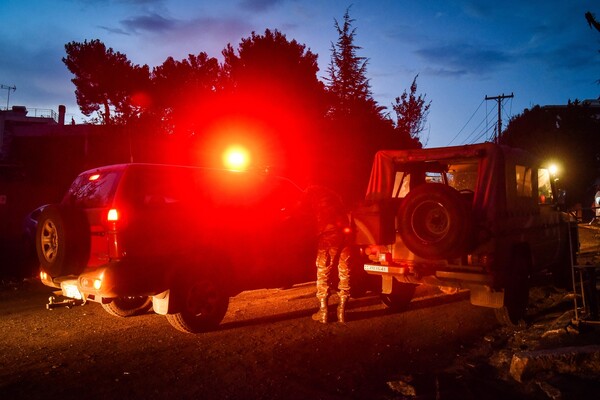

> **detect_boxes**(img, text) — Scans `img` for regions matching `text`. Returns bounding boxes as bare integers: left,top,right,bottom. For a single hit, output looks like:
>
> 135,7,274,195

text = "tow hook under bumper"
46,295,86,310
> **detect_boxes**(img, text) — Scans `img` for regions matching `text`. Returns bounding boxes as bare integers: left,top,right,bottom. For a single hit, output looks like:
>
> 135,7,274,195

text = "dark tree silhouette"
325,7,382,118
149,52,221,135
221,29,325,111
585,11,600,84
63,39,150,125
501,102,600,209
392,74,430,147
320,8,422,203
585,11,600,32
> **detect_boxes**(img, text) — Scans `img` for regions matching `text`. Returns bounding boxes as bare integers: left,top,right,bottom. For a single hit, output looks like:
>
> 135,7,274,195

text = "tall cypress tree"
325,7,380,118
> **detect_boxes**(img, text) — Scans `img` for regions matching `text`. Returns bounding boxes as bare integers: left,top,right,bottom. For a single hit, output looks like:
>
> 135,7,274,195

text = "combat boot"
312,297,329,323
337,296,348,323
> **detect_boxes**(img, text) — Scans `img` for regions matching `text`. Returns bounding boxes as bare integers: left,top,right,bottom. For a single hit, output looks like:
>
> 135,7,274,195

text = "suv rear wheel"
35,205,90,277
101,297,153,317
166,272,229,333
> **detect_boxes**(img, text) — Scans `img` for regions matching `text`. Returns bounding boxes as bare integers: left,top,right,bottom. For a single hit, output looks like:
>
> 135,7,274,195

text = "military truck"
352,143,577,325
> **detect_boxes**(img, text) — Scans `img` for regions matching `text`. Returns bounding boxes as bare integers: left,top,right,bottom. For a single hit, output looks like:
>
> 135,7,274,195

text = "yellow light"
223,146,250,171
93,279,102,290
89,173,100,181
549,164,558,176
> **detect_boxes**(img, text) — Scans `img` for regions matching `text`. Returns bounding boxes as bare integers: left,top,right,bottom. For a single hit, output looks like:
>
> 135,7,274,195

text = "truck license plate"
61,283,83,300
364,264,389,273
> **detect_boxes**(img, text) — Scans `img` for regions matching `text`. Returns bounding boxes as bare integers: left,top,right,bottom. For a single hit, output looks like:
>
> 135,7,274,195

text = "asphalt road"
0,224,598,400
0,277,505,400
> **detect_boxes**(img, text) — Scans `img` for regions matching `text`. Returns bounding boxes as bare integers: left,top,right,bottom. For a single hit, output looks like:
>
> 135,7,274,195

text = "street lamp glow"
549,164,558,176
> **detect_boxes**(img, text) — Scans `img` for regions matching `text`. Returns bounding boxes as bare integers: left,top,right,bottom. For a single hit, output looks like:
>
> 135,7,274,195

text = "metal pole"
1,84,16,110
485,93,514,143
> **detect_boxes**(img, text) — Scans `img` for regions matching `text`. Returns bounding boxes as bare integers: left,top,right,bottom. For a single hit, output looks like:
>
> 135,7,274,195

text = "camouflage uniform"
303,185,351,323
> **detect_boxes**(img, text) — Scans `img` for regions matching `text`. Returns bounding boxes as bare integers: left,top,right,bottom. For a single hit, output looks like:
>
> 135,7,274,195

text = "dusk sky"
1,0,599,148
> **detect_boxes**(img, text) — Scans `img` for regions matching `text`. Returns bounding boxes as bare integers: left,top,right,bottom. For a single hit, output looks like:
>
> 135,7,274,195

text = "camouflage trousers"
315,245,351,301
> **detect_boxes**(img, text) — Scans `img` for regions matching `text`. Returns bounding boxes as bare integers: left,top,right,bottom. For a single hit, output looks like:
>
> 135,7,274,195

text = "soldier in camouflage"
303,185,351,323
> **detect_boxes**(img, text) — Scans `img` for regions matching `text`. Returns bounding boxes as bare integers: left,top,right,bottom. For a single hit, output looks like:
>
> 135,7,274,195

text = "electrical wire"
447,99,484,145
462,105,496,144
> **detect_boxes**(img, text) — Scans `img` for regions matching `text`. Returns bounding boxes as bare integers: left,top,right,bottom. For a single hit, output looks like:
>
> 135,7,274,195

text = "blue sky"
0,0,598,148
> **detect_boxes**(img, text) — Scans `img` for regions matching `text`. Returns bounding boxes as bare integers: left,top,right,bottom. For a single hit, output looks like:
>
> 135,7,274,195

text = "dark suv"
36,163,315,333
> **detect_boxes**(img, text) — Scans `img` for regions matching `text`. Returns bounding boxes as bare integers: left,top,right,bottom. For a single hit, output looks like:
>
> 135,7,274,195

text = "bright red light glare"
223,146,250,171
89,174,100,181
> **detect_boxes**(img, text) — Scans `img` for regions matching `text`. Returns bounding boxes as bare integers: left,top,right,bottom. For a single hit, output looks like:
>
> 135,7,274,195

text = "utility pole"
485,92,513,143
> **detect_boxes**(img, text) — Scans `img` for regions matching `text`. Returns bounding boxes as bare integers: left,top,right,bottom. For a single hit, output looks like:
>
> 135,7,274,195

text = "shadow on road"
218,290,470,331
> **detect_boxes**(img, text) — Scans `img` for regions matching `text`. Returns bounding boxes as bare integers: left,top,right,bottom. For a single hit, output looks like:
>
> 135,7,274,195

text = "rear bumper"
364,263,495,288
42,261,163,301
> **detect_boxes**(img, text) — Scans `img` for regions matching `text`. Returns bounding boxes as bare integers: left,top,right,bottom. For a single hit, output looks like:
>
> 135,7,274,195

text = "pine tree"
63,39,150,125
325,7,380,117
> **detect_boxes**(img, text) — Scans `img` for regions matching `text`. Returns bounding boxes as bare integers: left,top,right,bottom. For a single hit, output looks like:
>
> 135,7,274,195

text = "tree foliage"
223,30,322,94
61,13,429,203
325,7,381,118
392,75,430,147
221,29,326,118
585,11,600,32
148,52,221,135
585,11,600,84
501,102,600,208
63,39,150,125
217,29,328,179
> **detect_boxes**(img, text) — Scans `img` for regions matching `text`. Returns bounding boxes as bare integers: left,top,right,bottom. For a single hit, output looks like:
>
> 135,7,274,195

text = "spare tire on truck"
397,183,472,260
35,204,90,277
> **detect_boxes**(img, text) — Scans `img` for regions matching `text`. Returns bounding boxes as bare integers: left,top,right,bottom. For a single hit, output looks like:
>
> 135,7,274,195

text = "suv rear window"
391,160,478,198
63,170,121,208
120,167,196,208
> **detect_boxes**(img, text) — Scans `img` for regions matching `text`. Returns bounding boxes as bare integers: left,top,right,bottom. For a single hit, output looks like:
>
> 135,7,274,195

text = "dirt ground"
0,224,599,399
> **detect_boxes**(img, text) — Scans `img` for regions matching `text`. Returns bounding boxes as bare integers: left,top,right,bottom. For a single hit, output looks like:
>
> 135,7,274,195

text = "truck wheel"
495,251,530,326
398,183,472,260
166,273,229,333
380,281,417,311
35,205,90,277
101,296,152,317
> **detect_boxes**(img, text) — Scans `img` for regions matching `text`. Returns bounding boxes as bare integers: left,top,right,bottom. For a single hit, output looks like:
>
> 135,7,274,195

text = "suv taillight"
106,208,122,260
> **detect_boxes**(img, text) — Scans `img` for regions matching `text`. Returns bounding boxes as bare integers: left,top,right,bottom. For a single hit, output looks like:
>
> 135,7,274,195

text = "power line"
462,104,496,145
447,99,484,145
449,93,515,146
